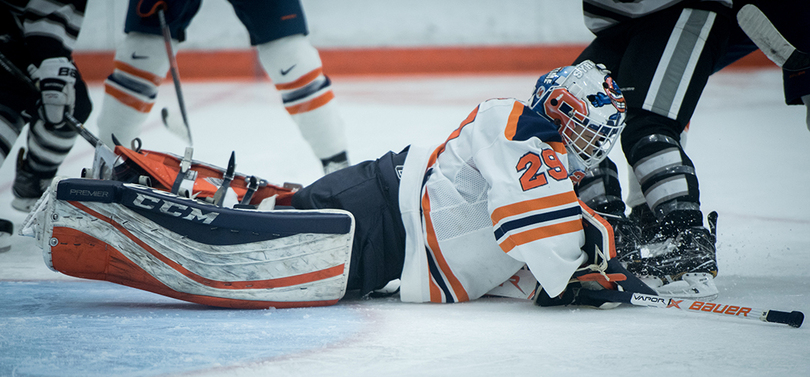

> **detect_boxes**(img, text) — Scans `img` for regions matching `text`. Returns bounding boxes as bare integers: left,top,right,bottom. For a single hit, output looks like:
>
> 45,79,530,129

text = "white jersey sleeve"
398,98,588,303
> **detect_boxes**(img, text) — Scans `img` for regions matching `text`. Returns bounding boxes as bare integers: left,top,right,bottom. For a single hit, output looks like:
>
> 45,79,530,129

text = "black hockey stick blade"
161,107,193,145
765,310,804,328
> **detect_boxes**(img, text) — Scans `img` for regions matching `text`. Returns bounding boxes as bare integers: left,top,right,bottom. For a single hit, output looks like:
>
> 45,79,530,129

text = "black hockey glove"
534,201,656,308
34,57,77,127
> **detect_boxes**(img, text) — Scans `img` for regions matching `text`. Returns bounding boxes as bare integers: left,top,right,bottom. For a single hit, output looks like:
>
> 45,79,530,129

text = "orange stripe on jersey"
114,60,163,86
579,199,617,258
499,219,582,253
503,101,525,140
105,84,154,113
285,90,334,114
275,67,323,90
490,191,578,225
427,105,480,167
422,190,470,303
548,141,566,155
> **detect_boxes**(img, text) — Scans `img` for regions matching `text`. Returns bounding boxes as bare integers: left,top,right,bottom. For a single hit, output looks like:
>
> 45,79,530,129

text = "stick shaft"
157,9,192,144
627,292,803,328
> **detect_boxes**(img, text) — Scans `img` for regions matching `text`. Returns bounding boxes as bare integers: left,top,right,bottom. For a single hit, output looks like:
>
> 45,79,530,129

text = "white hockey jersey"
583,0,732,33
398,98,588,303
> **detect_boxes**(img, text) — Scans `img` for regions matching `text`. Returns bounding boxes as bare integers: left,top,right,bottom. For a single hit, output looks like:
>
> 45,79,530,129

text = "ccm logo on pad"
131,193,220,225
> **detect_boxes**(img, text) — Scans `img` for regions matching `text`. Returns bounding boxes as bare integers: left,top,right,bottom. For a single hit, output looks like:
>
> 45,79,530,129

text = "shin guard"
23,178,354,309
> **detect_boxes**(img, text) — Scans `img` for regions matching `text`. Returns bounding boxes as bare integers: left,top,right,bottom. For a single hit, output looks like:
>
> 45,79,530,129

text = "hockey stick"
157,8,193,145
0,51,37,95
580,289,804,328
0,51,103,150
737,4,810,72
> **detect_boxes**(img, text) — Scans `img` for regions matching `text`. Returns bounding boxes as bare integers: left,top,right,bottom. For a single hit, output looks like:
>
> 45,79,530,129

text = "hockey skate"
622,210,719,299
0,219,12,253
12,149,55,213
598,212,644,264
321,151,349,174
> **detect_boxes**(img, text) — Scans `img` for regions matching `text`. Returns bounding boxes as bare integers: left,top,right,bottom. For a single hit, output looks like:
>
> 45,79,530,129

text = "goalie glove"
534,202,657,308
34,57,77,126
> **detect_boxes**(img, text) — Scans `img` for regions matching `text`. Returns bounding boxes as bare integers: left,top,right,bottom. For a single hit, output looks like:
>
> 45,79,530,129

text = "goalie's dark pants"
291,148,409,295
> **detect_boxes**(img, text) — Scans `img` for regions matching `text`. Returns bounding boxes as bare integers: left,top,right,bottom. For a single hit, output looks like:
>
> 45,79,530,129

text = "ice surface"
1,70,809,376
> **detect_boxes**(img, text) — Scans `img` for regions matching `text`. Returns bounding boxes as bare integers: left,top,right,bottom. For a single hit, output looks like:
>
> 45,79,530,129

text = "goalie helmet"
528,60,626,170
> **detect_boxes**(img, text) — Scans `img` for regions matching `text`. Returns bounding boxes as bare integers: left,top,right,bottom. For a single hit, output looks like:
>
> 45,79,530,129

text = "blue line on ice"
0,280,364,377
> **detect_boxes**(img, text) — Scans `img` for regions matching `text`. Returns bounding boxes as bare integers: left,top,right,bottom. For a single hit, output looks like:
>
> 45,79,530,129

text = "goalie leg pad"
27,178,354,309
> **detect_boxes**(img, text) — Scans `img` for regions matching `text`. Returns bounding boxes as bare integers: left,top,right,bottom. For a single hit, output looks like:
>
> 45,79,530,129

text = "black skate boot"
598,212,644,264
1,219,12,253
12,149,55,212
321,151,349,174
629,203,658,243
624,211,719,299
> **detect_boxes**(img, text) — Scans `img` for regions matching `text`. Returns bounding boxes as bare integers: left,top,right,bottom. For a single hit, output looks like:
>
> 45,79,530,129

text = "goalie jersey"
398,98,589,303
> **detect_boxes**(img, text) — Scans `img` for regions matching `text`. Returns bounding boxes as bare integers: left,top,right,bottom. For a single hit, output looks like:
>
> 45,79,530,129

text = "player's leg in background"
229,0,350,174
1,5,31,237
571,22,643,259
614,4,733,284
95,0,201,148
0,6,31,173
1,2,89,213
12,75,90,212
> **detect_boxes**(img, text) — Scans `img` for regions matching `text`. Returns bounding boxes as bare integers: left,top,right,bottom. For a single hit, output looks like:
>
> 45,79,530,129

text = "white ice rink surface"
1,70,809,376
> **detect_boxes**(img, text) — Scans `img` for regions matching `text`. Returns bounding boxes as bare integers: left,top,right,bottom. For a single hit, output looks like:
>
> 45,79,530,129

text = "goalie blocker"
23,178,355,309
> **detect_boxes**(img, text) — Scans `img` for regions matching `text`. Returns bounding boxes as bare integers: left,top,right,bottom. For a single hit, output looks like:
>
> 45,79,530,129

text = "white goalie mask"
529,60,627,171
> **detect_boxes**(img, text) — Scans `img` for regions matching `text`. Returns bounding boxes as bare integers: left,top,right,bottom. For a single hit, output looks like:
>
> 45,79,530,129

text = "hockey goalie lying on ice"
21,61,717,310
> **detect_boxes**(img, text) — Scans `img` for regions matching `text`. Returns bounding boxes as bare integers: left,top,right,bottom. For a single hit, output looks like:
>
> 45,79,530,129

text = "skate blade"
640,273,719,300
0,233,10,253
11,197,38,213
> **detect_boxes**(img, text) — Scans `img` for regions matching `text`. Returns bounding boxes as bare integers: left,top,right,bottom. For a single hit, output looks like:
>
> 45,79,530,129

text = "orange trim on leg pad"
50,227,340,309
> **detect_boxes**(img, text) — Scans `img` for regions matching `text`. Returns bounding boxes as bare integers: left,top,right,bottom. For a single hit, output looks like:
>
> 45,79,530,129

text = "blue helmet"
529,60,626,169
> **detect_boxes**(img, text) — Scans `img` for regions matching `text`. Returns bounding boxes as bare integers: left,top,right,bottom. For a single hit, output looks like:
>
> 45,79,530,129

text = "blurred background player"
1,0,92,235
571,0,734,297
623,0,810,241
95,0,350,174
723,1,810,129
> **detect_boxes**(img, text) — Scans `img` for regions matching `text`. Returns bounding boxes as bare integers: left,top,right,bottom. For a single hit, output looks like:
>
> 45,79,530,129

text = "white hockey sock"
95,32,171,148
257,34,348,160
